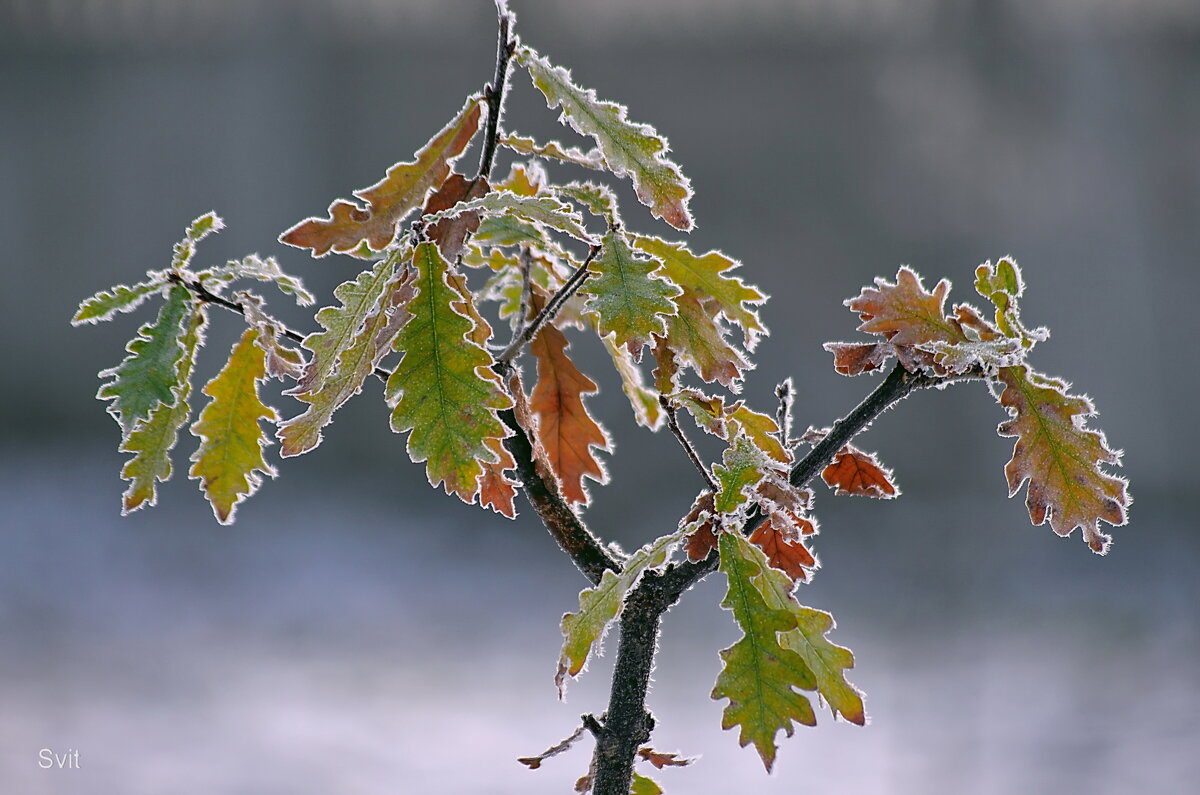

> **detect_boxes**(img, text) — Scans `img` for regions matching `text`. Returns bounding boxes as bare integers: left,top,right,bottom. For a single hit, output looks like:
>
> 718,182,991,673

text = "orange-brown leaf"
682,492,718,562
847,266,964,347
478,436,519,518
280,96,483,256
529,290,611,505
637,747,694,769
822,444,898,498
749,512,817,583
423,173,489,260
824,342,893,376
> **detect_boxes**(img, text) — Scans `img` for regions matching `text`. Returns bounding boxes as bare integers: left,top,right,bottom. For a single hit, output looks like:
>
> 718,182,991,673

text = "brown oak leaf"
529,289,611,505
423,173,490,260
637,747,694,769
821,444,898,498
280,97,483,256
847,266,965,347
748,511,817,583
682,492,718,562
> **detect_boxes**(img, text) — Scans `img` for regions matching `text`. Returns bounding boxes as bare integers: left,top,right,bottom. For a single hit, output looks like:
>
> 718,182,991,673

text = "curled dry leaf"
821,444,898,499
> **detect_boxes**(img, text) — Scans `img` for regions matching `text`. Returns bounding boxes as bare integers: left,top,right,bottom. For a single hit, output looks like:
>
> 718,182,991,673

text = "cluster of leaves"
825,261,1129,553
74,4,1129,791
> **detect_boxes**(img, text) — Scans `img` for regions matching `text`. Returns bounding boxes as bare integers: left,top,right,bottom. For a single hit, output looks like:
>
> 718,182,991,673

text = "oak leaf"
636,747,694,769
847,266,964,347
712,531,818,771
73,276,168,326
119,307,207,513
583,229,681,358
196,254,315,307
712,435,770,515
528,288,611,505
278,259,416,457
478,436,519,519
96,284,193,433
557,527,687,696
681,492,718,562
189,327,278,524
661,289,750,390
291,254,399,397
499,133,605,170
630,773,663,795
995,365,1129,553
602,335,663,429
386,242,513,505
821,443,899,498
632,235,766,349
748,514,817,583
518,45,693,230
280,96,483,256
422,173,489,260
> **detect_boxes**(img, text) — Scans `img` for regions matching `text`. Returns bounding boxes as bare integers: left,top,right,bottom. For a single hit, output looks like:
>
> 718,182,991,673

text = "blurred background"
2,0,1198,792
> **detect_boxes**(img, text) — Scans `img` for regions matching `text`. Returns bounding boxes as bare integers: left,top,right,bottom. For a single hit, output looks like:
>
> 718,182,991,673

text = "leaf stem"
661,396,718,492
495,243,600,364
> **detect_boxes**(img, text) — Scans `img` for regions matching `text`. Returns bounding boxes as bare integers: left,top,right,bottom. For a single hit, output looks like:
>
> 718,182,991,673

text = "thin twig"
661,396,718,492
169,272,395,385
475,2,516,183
516,245,533,330
495,243,600,364
775,377,794,448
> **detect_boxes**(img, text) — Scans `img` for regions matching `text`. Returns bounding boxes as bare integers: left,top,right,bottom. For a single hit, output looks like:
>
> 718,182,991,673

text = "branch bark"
589,363,976,795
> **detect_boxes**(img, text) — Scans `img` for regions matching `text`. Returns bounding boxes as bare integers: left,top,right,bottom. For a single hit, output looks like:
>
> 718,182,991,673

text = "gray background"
2,0,1197,792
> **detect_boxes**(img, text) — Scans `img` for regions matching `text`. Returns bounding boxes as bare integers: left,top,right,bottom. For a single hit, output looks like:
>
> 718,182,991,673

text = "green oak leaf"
422,190,593,245
630,772,663,795
632,235,766,350
189,327,278,524
96,284,193,433
556,526,687,696
119,306,207,513
582,229,680,358
279,259,416,457
602,334,664,429
196,254,315,306
72,275,168,326
291,253,399,397
712,434,770,514
517,45,693,230
712,531,817,771
661,288,750,391
750,540,867,726
472,214,546,248
386,242,512,505
170,211,224,270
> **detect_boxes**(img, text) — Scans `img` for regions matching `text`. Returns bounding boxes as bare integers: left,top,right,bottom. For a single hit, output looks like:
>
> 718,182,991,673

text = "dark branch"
494,365,621,583
589,575,666,795
588,362,979,794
